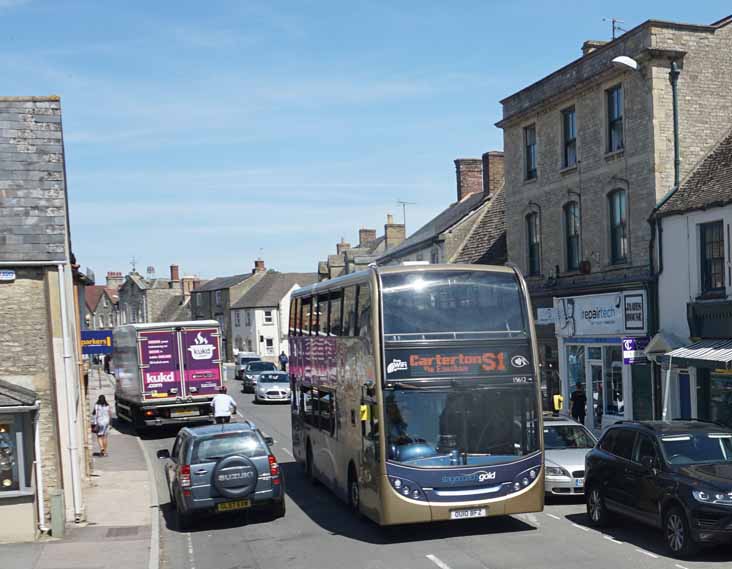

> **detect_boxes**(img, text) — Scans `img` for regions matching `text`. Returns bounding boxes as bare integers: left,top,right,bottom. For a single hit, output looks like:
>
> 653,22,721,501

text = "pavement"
0,370,157,569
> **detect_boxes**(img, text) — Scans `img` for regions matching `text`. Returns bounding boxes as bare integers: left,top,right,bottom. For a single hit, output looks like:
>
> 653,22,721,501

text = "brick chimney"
105,271,124,288
181,276,199,298
253,258,266,273
384,214,406,250
481,151,505,196
358,228,377,248
169,264,180,284
336,237,351,255
454,158,483,201
582,40,607,56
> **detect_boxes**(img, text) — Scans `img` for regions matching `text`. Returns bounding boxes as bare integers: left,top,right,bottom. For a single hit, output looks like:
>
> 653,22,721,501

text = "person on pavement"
92,394,111,456
211,386,237,424
278,351,289,371
570,382,587,425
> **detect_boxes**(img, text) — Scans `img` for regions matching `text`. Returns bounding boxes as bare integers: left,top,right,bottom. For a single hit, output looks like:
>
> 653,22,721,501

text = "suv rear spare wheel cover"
212,455,258,498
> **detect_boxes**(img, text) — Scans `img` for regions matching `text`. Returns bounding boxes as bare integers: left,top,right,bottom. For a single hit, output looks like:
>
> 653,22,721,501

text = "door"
181,328,222,397
589,362,603,430
679,372,691,419
605,429,637,508
628,434,663,525
138,330,184,400
359,394,380,517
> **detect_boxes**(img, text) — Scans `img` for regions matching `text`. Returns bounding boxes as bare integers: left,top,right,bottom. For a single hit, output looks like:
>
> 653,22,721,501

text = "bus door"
359,387,380,515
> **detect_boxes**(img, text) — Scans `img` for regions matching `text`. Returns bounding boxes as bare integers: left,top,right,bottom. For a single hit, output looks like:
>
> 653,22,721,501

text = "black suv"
585,420,732,557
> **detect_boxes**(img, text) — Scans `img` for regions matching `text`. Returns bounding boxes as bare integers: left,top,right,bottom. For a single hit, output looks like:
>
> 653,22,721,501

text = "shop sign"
622,336,649,365
536,308,556,326
81,331,113,355
554,290,647,337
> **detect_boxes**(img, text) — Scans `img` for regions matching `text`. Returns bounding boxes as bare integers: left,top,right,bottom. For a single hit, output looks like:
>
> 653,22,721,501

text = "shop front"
554,290,653,431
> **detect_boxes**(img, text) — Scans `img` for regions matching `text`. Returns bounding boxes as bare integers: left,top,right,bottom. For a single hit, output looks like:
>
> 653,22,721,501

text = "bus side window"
355,285,371,337
329,290,343,336
301,297,312,336
291,298,301,336
342,286,356,337
318,390,335,435
316,294,329,336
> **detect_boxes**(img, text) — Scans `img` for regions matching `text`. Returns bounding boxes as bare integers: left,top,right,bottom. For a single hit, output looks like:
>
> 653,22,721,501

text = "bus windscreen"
381,271,527,340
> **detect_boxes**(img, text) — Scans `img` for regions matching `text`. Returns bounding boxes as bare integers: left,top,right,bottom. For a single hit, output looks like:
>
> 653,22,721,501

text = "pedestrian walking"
570,382,587,425
278,351,289,372
103,354,111,375
92,395,112,456
211,386,237,424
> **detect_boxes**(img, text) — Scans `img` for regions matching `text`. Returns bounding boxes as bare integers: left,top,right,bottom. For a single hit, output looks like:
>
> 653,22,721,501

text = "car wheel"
664,506,698,558
586,486,612,527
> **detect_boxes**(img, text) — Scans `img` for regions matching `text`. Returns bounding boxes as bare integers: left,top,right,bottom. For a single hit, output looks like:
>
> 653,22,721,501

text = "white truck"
113,321,224,430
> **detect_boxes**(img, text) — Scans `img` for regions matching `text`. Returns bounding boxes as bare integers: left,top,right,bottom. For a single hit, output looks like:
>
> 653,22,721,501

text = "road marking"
603,535,623,544
635,549,658,559
546,513,561,520
426,554,452,569
571,523,589,532
186,532,196,569
281,447,293,456
136,436,160,569
236,411,244,418
675,565,689,569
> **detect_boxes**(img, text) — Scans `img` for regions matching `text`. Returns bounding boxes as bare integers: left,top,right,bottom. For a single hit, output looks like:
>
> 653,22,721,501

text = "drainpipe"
58,263,83,522
33,403,50,533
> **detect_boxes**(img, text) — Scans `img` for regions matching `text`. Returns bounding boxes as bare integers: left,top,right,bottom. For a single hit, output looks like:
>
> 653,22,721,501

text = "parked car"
254,372,291,404
543,415,597,496
157,421,285,529
585,420,732,557
241,361,278,393
235,352,261,380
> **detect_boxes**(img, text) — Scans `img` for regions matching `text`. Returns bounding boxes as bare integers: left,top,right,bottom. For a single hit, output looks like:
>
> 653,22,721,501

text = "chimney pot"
454,158,483,201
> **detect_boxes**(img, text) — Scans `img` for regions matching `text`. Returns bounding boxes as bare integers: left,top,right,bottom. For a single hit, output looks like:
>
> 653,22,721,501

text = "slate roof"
0,97,70,263
453,186,507,265
658,128,732,217
194,273,253,293
378,191,490,262
0,379,37,407
232,272,318,309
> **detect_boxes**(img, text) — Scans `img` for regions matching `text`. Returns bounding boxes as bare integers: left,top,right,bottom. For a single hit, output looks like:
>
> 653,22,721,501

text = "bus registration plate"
450,507,486,520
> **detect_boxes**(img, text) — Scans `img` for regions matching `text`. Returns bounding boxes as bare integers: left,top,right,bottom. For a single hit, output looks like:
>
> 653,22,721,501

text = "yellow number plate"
171,409,198,418
217,500,251,512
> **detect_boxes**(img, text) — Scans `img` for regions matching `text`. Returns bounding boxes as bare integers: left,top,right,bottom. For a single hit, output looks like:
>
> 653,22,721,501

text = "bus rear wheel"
348,466,360,514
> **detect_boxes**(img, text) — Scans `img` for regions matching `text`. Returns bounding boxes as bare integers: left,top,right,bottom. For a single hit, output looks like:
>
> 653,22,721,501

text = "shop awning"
660,339,732,369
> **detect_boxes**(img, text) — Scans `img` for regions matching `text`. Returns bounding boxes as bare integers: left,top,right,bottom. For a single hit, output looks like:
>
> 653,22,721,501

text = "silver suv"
157,421,285,529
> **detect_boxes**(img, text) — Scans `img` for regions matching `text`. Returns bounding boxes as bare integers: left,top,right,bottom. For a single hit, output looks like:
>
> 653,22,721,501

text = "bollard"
50,489,65,538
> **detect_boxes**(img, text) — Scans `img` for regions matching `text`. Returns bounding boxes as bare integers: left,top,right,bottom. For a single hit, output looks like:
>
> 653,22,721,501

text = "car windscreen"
384,384,539,467
660,433,732,465
544,425,596,450
191,432,267,462
259,373,287,383
247,362,277,372
381,270,527,341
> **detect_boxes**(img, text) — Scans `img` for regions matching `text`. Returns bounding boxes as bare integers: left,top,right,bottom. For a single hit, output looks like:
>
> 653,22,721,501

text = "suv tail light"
180,464,192,488
269,455,280,485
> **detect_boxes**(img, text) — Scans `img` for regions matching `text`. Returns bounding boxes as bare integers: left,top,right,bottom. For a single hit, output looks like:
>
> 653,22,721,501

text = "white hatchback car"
543,415,598,496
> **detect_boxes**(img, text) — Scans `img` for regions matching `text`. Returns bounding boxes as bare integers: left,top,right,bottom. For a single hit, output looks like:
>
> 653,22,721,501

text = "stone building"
230,272,318,361
83,283,118,330
0,96,87,540
190,259,267,361
377,152,506,266
317,214,405,280
497,15,732,424
116,264,198,326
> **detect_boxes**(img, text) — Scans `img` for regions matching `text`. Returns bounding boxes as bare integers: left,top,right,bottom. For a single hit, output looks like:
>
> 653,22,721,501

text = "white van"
235,352,261,379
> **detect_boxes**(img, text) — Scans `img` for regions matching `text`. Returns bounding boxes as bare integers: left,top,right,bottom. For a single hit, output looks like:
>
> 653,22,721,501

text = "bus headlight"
512,466,540,493
389,476,425,500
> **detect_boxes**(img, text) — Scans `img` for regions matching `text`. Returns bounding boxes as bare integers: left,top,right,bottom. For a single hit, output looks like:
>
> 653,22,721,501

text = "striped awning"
661,339,732,369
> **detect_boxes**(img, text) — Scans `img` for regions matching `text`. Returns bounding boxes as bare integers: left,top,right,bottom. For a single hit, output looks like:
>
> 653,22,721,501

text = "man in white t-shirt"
211,386,237,424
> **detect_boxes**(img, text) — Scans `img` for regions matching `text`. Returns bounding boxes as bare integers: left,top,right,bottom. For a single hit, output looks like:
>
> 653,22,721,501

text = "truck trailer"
113,320,224,430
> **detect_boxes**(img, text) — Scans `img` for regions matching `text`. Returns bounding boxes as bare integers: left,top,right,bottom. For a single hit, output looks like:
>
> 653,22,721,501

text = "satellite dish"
611,56,638,72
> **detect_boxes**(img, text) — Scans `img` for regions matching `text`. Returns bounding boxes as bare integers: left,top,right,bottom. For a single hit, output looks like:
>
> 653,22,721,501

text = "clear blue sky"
1,1,728,280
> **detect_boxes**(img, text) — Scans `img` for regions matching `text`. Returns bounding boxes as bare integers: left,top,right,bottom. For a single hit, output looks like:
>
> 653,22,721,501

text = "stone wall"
0,267,62,524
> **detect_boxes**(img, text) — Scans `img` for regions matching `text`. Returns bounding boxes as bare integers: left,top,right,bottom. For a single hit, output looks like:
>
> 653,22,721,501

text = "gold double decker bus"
288,264,543,525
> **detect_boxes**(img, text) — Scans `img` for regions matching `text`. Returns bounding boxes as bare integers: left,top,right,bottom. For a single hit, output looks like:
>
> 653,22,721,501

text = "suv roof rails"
671,417,726,427
613,420,657,431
